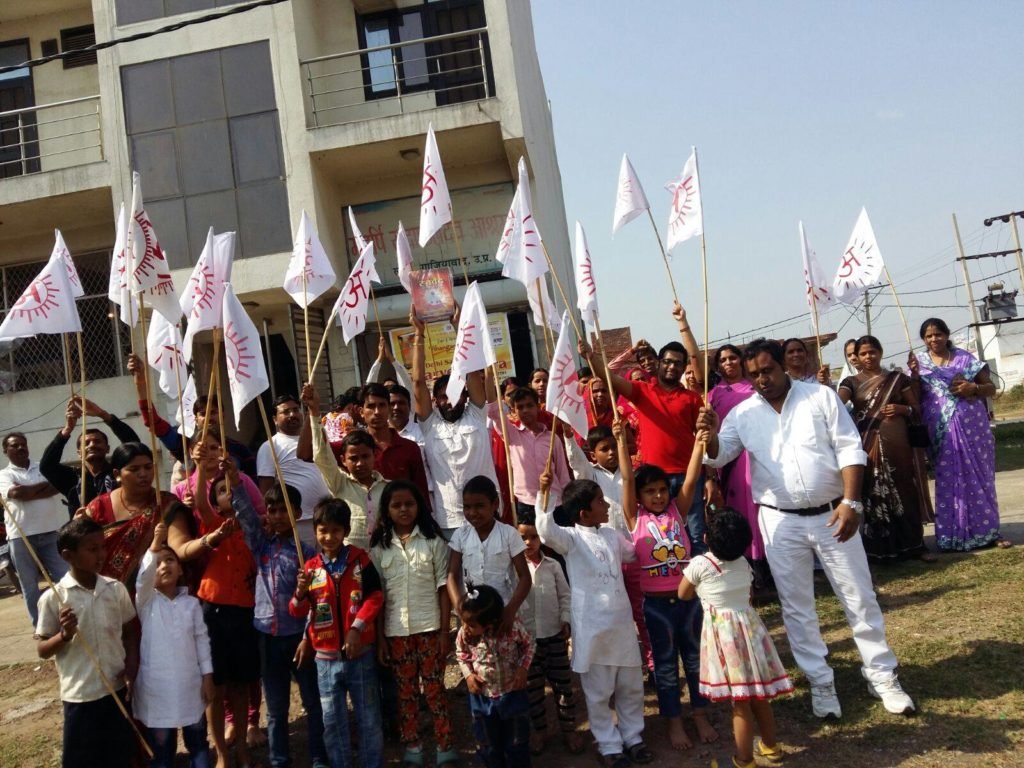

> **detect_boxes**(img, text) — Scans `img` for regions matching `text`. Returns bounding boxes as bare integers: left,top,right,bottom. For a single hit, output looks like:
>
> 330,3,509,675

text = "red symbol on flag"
579,255,596,297
669,176,697,233
342,269,369,309
154,343,185,371
455,324,478,361
225,321,258,380
422,163,438,211
13,276,61,321
837,239,876,287
551,353,583,413
189,263,217,314
132,214,162,281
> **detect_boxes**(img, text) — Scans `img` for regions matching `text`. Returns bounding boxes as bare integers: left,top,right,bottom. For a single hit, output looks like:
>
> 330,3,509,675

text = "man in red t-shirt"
360,383,432,509
585,338,709,553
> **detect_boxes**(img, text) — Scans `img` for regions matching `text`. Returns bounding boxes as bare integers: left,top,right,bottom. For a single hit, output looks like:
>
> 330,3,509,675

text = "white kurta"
133,550,213,728
536,505,639,673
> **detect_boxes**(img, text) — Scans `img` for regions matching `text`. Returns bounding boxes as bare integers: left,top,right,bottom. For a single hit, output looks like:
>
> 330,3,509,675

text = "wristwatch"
840,498,864,514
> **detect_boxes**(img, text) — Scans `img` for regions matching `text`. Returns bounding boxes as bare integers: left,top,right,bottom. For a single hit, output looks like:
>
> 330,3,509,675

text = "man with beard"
257,394,330,545
39,396,140,511
698,338,915,719
409,310,498,538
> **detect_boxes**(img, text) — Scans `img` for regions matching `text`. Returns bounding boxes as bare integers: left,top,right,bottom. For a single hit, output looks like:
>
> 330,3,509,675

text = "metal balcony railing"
0,95,103,179
300,27,494,128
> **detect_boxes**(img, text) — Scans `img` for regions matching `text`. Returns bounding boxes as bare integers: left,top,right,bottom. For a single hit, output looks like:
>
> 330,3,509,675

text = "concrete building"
0,0,575,468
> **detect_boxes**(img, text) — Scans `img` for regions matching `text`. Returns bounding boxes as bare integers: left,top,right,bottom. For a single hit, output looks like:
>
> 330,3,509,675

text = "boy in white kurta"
536,476,652,768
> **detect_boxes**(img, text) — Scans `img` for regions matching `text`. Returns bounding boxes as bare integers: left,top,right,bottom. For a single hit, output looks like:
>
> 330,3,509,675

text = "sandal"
732,758,756,768
402,747,425,767
754,738,785,764
625,741,654,764
997,539,1013,549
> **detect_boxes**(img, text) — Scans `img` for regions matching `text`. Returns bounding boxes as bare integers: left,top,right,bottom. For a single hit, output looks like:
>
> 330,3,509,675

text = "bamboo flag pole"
370,286,384,337
693,147,711,403
535,278,554,360
62,334,75,401
883,266,914,350
212,329,231,493
593,315,621,426
491,365,516,525
173,323,191,477
0,498,154,757
645,208,680,306
810,291,824,371
302,269,312,381
1010,214,1024,287
256,397,304,564
309,304,339,377
135,297,163,502
448,217,472,286
76,332,88,507
539,241,586,342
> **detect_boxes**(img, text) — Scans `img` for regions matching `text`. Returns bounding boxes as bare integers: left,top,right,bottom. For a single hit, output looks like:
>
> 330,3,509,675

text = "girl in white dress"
678,508,792,768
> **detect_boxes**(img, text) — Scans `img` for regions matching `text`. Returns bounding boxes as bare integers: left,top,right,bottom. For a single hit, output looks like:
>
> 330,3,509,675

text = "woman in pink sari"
707,345,768,578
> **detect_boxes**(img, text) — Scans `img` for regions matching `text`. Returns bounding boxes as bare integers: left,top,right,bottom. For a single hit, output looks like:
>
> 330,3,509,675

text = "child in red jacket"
290,498,384,768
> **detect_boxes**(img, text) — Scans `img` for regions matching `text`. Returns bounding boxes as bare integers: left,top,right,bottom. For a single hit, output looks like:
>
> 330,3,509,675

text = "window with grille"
0,251,131,394
60,25,97,69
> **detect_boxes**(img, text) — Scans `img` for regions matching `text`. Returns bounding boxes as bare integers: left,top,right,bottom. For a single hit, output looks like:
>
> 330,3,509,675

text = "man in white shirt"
700,338,914,719
0,432,69,625
257,395,330,546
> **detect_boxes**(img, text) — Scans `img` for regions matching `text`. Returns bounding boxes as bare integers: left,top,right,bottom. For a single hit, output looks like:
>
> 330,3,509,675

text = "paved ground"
2,470,1022,666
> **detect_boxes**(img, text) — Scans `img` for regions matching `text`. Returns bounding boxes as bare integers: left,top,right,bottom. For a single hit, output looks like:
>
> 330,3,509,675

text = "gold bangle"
679,325,690,332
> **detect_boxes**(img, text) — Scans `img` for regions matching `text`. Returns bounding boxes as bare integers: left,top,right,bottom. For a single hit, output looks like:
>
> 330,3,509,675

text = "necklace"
930,349,951,367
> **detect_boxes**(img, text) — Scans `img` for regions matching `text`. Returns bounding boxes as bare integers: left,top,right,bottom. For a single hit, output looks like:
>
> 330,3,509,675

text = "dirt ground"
2,473,1023,768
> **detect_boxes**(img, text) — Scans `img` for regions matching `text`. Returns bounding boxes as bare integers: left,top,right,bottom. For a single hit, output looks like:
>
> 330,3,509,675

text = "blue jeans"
317,649,382,768
261,632,327,768
148,718,211,768
11,532,67,626
667,472,707,555
468,690,531,768
643,595,708,718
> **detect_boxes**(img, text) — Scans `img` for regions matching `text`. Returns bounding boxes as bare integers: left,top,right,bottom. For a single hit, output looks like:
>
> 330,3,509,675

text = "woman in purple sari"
909,318,1011,552
707,345,767,572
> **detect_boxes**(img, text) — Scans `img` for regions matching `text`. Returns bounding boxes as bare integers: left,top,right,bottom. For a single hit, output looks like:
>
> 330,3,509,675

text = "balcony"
0,95,103,178
300,27,495,129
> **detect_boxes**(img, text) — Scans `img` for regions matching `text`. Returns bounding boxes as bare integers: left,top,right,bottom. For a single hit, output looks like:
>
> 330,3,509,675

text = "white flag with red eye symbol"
108,203,139,328
496,157,547,286
831,207,885,304
176,374,197,438
445,281,495,403
222,282,269,429
284,210,337,309
664,148,703,252
574,221,598,328
0,255,82,341
52,230,84,298
418,123,452,248
546,312,588,439
612,154,650,235
145,309,189,397
181,228,235,360
332,242,380,344
127,171,181,323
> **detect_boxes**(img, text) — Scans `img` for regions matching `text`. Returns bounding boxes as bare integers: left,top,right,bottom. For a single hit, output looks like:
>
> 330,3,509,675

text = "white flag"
495,157,546,286
527,277,560,335
181,229,235,361
612,154,650,235
52,230,84,298
546,312,588,439
665,148,703,252
418,123,453,247
176,374,197,438
574,221,599,328
799,221,836,313
284,210,337,309
222,282,269,429
348,206,368,252
108,203,138,327
127,171,181,323
332,242,380,344
445,281,495,403
146,311,189,399
0,256,82,341
832,207,885,304
396,221,414,293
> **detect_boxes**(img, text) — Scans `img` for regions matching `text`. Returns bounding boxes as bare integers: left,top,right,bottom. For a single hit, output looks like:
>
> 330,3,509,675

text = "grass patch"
994,422,1024,472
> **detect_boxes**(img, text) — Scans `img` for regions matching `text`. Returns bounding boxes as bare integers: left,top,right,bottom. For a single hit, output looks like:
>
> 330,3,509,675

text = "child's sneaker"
754,738,784,764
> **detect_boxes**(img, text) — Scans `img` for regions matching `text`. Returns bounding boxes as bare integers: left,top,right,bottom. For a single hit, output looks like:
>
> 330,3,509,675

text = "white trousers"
579,663,645,756
759,507,899,687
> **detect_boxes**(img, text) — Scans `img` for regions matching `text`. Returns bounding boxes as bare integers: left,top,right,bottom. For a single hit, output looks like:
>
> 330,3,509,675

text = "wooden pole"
135,296,163,502
538,241,585,342
646,208,680,305
370,286,384,338
539,416,558,514
62,334,75,401
256,397,305,564
173,323,191,477
883,266,914,351
201,334,220,447
953,213,984,362
1010,214,1024,289
302,269,312,381
535,277,554,361
693,145,710,403
448,218,471,286
212,329,231,493
309,304,338,377
490,364,516,525
593,316,621,426
810,291,823,370
0,498,153,757
76,332,88,507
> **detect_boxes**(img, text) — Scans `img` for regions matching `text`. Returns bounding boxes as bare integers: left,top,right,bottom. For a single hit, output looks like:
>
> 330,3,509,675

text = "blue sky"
531,1,1024,369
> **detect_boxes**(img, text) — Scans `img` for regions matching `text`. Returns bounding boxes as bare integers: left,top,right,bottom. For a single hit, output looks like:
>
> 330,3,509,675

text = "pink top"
629,501,691,593
173,470,267,519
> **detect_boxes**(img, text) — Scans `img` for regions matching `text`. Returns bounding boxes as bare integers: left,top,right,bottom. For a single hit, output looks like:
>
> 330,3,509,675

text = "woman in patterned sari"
839,336,935,561
909,318,1011,552
83,442,182,587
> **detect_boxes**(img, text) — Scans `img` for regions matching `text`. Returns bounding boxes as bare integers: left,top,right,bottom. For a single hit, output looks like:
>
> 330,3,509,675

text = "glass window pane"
398,13,428,88
364,20,395,93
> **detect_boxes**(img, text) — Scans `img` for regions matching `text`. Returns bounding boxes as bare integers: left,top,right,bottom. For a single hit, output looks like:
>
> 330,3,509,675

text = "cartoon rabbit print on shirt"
641,519,688,576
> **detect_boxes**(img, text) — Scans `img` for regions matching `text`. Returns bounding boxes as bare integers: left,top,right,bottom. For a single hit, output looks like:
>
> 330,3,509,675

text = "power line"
0,0,289,74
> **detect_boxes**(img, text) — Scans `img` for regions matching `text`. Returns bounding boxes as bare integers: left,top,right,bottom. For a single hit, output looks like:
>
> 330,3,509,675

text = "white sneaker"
864,672,915,715
810,682,842,719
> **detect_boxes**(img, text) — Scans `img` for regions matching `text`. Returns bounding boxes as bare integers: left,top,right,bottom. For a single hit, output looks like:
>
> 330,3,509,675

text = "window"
121,42,290,268
115,0,245,27
0,40,39,178
60,25,97,69
0,251,131,394
359,9,430,98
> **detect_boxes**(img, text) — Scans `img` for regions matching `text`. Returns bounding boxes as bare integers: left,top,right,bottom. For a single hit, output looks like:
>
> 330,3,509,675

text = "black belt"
761,497,842,516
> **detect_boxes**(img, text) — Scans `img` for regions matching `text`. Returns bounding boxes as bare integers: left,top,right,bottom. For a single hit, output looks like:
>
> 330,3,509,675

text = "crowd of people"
0,302,1011,768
